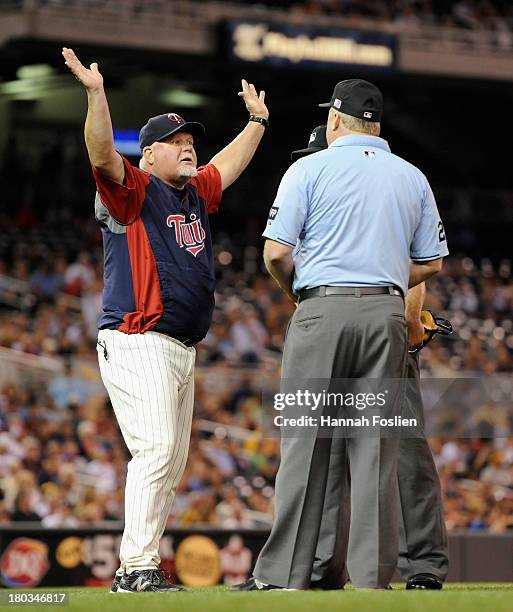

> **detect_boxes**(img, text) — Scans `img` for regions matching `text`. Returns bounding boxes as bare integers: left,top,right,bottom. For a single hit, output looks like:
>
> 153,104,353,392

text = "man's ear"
327,108,338,133
143,146,154,165
332,110,341,131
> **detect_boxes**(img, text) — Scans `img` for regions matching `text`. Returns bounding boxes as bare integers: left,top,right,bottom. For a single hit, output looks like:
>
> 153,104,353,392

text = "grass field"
2,584,513,612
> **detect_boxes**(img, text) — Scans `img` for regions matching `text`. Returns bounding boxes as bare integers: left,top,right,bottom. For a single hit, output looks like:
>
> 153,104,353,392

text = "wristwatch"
249,115,269,128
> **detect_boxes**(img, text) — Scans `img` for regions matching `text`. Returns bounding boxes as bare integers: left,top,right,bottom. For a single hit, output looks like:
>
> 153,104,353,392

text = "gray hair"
139,157,148,171
340,112,380,136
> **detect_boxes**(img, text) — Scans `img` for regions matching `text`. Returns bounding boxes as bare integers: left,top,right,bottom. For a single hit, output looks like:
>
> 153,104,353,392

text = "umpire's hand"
407,318,425,350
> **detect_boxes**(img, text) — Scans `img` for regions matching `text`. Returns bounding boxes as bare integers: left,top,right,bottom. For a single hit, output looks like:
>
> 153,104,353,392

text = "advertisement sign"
225,20,396,71
0,528,512,585
0,528,264,588
0,538,50,588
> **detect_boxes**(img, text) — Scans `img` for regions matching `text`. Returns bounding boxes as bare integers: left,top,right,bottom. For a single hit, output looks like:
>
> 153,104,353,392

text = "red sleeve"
189,163,222,214
91,155,150,225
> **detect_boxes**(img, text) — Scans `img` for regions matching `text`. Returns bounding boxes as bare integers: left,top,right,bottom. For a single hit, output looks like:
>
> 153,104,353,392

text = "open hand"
62,47,103,92
238,79,268,120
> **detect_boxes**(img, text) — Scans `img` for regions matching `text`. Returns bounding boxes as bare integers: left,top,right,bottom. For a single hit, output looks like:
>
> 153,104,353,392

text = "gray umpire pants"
253,292,408,589
396,353,448,580
311,352,449,587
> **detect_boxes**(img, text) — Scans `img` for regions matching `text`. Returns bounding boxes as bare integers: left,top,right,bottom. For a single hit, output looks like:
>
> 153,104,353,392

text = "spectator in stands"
228,303,269,363
11,490,41,522
48,361,90,409
0,500,10,524
42,499,80,528
64,251,95,297
29,260,63,298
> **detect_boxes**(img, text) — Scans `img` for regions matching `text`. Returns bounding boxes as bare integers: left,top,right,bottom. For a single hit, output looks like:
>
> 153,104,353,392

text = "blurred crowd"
0,220,513,531
290,0,513,32
10,0,512,35
436,438,513,532
0,370,280,529
2,372,513,533
1,209,512,371
420,257,513,375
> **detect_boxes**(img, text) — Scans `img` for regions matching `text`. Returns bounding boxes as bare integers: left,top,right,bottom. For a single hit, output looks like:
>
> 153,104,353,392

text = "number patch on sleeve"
438,221,446,242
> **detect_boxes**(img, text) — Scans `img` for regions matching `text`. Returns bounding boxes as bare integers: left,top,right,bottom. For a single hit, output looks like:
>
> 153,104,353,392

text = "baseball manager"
62,47,269,593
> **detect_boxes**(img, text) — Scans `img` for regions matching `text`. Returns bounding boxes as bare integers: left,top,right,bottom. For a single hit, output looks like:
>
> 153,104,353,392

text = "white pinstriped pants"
96,329,195,574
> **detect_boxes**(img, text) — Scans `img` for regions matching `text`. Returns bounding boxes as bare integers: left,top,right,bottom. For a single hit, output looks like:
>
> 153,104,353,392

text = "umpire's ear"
327,108,340,137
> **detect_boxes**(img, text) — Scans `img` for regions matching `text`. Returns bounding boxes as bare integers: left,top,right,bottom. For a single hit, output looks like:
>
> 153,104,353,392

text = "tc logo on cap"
363,111,373,119
309,132,316,144
167,113,184,123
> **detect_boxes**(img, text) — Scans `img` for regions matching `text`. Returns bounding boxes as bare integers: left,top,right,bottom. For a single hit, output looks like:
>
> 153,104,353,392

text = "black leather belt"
298,285,403,303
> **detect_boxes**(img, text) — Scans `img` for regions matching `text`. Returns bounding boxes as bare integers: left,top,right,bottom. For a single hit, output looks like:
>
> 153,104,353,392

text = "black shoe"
229,576,296,592
406,573,443,590
309,580,344,590
118,569,186,593
110,574,122,593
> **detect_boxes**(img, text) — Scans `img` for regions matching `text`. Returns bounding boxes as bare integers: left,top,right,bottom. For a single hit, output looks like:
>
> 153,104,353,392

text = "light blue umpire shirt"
263,134,449,296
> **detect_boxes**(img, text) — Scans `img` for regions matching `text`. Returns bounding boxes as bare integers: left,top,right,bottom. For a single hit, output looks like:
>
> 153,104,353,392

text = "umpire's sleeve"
262,163,309,248
410,179,449,262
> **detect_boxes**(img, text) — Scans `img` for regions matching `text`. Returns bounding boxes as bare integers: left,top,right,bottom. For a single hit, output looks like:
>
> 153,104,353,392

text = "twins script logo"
167,213,206,257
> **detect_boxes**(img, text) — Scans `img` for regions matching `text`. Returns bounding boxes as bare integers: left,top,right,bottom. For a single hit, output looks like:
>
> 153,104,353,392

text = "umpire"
289,126,448,591
241,79,448,590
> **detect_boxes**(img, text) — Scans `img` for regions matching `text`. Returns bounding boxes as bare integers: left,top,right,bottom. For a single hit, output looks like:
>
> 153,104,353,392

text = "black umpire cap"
318,79,383,122
139,113,205,151
291,125,327,161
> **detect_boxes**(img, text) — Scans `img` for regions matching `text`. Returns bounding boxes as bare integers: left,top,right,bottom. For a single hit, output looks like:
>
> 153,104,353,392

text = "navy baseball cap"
139,113,205,150
319,79,383,122
291,125,327,161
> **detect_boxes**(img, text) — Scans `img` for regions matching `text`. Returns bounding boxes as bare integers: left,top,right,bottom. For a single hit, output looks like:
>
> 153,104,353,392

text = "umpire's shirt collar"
330,134,391,152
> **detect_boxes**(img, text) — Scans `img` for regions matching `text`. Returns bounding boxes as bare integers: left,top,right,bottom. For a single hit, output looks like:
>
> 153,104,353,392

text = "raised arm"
209,79,269,191
62,47,124,184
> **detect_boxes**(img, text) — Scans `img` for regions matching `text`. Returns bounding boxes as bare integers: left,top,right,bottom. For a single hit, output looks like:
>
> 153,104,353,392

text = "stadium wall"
1,527,512,587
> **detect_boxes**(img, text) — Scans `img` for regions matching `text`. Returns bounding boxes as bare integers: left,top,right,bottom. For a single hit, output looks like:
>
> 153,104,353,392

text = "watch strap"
249,115,269,128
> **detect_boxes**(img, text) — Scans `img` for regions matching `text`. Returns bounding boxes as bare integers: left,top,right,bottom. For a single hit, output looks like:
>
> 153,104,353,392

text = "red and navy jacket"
93,155,222,343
